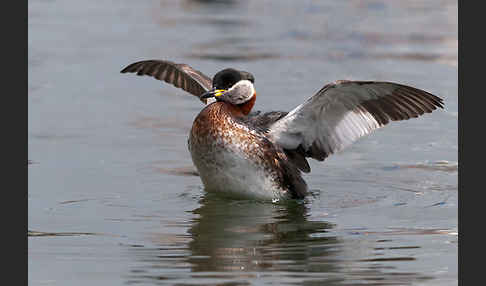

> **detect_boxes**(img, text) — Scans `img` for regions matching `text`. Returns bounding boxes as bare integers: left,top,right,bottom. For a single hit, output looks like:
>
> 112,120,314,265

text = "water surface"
29,1,457,285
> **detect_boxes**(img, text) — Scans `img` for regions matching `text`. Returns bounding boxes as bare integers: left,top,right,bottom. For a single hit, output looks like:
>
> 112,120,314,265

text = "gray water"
28,1,458,285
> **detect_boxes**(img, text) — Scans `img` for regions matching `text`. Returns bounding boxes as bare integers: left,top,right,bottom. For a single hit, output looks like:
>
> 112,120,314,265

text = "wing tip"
120,62,141,74
120,65,131,73
120,60,164,74
333,80,445,108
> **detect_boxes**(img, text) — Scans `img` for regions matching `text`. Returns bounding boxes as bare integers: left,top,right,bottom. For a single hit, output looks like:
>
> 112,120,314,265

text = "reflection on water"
125,195,434,285
187,196,335,274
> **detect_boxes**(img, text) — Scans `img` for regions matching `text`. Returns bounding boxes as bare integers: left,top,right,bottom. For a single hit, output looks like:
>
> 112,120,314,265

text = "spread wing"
120,60,213,103
267,80,444,170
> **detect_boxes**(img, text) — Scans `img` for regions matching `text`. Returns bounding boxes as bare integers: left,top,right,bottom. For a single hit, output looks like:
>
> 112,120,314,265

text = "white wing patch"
268,81,443,161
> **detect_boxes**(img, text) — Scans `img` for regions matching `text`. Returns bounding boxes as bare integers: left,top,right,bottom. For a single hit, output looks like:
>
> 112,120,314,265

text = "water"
28,1,458,285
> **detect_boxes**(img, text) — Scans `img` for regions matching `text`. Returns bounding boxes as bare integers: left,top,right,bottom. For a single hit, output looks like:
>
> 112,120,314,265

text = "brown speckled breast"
188,102,307,200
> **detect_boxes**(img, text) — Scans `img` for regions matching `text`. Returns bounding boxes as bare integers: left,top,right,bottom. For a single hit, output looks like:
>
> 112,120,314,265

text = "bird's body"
121,60,444,201
188,102,306,200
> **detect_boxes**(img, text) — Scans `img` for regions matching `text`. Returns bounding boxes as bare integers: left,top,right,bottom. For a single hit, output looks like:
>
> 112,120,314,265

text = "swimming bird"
121,60,443,201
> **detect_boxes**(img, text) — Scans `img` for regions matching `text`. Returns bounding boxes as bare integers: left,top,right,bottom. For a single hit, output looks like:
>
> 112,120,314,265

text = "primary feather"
121,60,213,103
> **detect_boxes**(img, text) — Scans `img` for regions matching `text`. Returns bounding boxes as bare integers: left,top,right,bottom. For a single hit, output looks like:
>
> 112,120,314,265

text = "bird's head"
201,68,256,111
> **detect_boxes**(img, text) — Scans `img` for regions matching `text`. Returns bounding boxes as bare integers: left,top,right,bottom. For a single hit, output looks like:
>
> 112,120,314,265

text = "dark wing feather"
120,60,213,103
246,111,288,132
244,111,311,173
268,80,444,163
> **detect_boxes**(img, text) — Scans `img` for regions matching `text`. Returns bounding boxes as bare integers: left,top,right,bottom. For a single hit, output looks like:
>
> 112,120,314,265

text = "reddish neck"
236,93,256,116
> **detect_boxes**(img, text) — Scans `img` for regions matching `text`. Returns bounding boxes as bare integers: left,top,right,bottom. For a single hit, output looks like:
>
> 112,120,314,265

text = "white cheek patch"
228,80,255,104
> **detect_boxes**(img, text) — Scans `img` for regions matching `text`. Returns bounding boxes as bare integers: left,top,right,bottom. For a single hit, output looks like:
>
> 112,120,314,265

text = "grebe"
121,60,443,200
